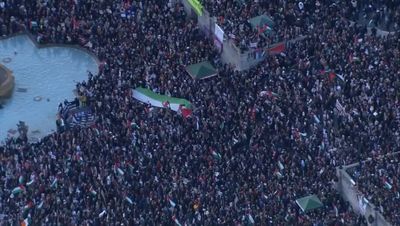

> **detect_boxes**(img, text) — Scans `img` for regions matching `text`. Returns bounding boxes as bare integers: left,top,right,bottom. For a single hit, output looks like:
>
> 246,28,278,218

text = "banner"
188,0,203,16
214,24,224,43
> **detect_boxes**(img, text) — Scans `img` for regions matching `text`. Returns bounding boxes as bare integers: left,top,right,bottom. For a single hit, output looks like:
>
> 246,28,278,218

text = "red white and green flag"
258,24,273,35
26,179,35,186
23,202,34,212
178,105,192,118
320,69,345,84
99,210,107,218
50,178,58,189
172,216,182,226
20,218,31,226
125,196,133,205
212,150,222,160
132,87,192,118
260,91,279,99
268,42,285,54
89,186,97,196
168,198,176,208
12,185,25,195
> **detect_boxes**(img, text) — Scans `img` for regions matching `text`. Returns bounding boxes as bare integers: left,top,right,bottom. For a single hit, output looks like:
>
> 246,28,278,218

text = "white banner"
214,24,224,43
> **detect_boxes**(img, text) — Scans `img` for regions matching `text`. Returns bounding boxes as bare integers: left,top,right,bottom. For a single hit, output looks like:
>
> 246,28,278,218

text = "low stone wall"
0,64,15,98
0,31,100,65
0,31,100,99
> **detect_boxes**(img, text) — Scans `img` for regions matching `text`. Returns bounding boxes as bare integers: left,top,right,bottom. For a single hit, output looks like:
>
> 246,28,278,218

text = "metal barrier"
336,152,400,226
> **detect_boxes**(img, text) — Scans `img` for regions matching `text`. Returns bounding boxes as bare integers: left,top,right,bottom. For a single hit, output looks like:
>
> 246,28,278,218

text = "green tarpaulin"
248,15,275,35
295,195,323,212
186,61,217,79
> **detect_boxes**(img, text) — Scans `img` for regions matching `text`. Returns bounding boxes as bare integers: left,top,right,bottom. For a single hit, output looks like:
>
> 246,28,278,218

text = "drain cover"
16,88,28,93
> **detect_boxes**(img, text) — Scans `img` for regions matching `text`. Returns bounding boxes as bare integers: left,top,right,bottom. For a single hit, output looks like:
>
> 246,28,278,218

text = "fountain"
0,34,99,141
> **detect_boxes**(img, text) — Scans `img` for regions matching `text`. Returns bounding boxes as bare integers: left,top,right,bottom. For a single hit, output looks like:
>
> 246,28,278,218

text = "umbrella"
295,195,323,212
186,61,217,79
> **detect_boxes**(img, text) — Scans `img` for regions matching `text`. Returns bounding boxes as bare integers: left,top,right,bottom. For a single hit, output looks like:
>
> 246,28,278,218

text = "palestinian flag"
19,175,24,184
168,198,176,208
50,178,58,189
327,72,344,83
22,201,34,218
267,91,279,99
278,161,284,170
89,186,97,196
12,185,25,195
274,170,283,178
258,24,273,35
125,196,133,205
130,122,140,129
172,216,182,226
313,114,321,124
20,218,31,226
268,42,285,54
248,213,255,224
384,181,392,190
348,51,362,63
320,69,345,84
26,179,35,186
178,104,193,118
23,201,34,212
30,21,38,28
132,87,192,117
117,167,125,176
260,91,279,99
99,210,106,218
162,101,170,108
212,151,222,160
37,201,44,209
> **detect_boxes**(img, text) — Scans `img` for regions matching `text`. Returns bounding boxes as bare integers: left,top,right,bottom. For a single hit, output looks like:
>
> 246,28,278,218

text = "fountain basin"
0,34,99,142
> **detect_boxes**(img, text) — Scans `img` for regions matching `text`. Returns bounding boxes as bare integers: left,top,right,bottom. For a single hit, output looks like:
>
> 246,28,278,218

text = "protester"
1,0,399,225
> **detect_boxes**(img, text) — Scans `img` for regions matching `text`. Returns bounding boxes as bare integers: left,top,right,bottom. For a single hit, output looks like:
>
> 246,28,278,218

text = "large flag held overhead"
132,87,193,118
249,15,275,36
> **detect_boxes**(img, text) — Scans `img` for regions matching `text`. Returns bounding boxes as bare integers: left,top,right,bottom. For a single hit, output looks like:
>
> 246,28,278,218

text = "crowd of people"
0,0,399,225
201,0,306,51
347,153,400,224
200,0,400,51
346,0,400,31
